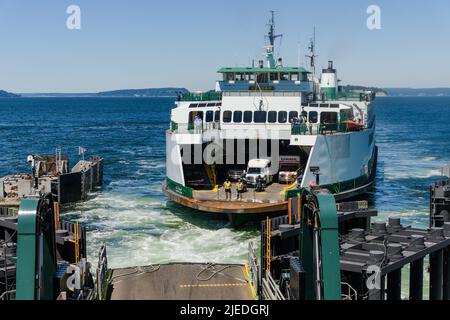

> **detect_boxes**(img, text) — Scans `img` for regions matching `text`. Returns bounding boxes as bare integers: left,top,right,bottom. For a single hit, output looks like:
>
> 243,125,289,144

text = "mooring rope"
196,262,246,283
110,264,161,284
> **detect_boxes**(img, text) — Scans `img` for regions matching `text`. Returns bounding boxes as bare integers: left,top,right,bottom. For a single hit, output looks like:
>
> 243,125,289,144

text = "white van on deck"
245,159,273,186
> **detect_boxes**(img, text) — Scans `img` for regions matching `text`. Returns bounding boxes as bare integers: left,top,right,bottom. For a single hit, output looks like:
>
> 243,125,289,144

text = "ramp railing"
247,241,259,297
0,290,16,300
96,244,109,300
261,270,286,300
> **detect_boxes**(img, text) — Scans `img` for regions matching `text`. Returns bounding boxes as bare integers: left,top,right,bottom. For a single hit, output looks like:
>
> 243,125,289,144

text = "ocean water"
0,97,449,274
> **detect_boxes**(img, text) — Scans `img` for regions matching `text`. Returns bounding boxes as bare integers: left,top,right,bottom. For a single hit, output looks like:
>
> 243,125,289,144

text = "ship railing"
170,122,220,134
261,270,286,300
180,91,222,102
337,91,375,101
170,121,362,136
291,122,351,135
315,91,375,102
247,241,259,297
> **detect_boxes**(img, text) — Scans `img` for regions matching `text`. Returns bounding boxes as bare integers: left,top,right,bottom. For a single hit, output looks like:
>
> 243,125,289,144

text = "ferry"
163,12,377,221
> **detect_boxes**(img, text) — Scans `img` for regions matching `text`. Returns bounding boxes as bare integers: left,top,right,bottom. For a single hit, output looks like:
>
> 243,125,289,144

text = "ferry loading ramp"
108,263,254,300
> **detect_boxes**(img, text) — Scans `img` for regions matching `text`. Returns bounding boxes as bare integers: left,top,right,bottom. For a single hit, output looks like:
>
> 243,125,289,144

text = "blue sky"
0,0,449,92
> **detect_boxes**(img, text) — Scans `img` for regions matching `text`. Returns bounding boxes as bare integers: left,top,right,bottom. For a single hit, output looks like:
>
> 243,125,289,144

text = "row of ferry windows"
189,102,339,109
189,110,322,124
224,73,308,82
189,102,222,108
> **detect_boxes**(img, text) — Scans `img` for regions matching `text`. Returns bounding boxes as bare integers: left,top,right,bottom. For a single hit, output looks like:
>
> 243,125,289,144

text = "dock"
108,263,254,300
0,151,103,207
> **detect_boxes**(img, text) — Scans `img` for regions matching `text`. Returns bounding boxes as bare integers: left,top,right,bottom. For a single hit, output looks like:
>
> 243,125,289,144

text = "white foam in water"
65,192,259,269
383,155,444,180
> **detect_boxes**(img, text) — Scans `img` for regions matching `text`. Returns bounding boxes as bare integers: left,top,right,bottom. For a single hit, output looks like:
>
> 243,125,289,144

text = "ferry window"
198,103,207,108
321,112,338,130
226,73,234,81
270,73,279,81
301,73,308,81
278,111,287,123
320,104,329,108
340,110,352,122
223,111,232,123
189,103,198,108
244,111,253,123
254,111,267,123
330,104,339,108
188,111,203,126
206,111,214,122
256,73,268,83
268,111,277,123
233,111,242,123
244,73,253,81
309,111,318,123
214,110,221,122
290,73,299,81
289,111,298,123
281,73,289,81
309,103,318,108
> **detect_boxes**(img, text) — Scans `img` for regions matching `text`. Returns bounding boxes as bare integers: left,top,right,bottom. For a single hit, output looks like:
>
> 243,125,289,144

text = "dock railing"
261,270,286,300
247,241,259,298
96,243,109,300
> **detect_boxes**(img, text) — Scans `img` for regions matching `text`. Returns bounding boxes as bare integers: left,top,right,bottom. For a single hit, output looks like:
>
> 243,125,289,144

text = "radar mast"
265,11,282,68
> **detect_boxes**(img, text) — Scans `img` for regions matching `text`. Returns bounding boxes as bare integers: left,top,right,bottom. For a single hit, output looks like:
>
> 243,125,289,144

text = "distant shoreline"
3,87,450,98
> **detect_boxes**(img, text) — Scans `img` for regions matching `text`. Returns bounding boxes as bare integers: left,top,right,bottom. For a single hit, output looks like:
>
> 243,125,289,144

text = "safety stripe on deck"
179,283,247,288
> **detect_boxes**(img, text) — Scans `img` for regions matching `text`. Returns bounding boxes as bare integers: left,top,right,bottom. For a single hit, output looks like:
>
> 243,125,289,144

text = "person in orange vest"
223,179,232,200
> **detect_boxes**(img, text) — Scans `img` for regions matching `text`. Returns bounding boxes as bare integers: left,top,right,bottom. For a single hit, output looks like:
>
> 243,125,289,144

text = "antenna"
265,11,282,68
306,27,318,99
306,27,317,71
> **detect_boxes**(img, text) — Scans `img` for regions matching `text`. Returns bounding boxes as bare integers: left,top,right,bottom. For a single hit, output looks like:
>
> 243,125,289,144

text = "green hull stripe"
286,174,372,200
166,178,193,198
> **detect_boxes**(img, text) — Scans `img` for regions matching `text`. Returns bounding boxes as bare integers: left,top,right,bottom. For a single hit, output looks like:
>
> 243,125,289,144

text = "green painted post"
315,193,342,300
16,199,40,300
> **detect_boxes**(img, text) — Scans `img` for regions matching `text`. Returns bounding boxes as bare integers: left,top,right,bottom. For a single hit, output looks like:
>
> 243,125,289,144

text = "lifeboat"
346,120,364,131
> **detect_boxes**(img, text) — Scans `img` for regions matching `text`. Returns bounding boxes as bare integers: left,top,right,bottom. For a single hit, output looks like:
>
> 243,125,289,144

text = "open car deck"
108,263,255,300
163,181,289,219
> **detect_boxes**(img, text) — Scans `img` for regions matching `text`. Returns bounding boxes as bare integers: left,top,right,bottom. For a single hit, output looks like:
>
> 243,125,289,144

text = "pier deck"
108,263,254,300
